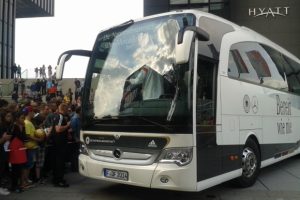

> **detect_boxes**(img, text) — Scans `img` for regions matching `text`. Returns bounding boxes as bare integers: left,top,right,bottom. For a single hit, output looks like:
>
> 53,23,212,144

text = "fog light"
80,164,85,171
79,142,89,155
160,176,169,183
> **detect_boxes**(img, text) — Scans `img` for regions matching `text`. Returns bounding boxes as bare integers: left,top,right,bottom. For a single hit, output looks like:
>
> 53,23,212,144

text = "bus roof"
100,9,300,63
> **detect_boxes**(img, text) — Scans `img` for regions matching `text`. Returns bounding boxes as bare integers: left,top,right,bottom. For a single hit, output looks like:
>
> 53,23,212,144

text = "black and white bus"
56,10,300,191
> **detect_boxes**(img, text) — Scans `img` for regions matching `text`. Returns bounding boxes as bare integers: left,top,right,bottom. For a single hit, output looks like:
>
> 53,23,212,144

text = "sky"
15,0,144,78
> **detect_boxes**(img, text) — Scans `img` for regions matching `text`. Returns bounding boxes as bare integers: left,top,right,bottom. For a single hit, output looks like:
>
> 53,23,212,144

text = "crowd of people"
34,65,53,79
11,77,83,106
0,81,82,196
11,64,22,79
12,64,53,80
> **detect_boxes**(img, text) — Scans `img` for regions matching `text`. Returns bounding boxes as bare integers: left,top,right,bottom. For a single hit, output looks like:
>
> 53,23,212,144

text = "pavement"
1,155,300,200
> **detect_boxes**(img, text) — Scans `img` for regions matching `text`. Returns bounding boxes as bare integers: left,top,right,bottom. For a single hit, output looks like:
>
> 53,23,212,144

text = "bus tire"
237,138,261,187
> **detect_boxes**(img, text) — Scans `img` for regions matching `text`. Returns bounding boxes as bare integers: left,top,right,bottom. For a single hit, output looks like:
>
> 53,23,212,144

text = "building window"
0,21,2,40
3,23,7,44
170,0,188,5
168,0,229,18
8,25,13,47
190,0,208,3
210,3,224,11
9,2,14,25
197,7,209,12
0,2,3,21
210,0,224,2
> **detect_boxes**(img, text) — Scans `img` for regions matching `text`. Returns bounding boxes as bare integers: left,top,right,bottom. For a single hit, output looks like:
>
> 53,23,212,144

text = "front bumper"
79,152,197,191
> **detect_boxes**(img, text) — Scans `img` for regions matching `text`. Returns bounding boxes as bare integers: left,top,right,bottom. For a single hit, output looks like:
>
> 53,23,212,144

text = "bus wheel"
238,139,261,187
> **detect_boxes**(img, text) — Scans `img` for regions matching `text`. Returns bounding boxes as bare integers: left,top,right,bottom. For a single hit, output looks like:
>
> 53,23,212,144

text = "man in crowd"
52,103,71,187
33,103,50,184
69,106,81,172
13,78,19,94
23,106,43,189
17,65,22,79
74,79,81,101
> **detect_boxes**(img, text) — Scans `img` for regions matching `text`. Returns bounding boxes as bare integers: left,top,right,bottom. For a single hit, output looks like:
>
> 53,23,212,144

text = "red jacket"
9,137,27,164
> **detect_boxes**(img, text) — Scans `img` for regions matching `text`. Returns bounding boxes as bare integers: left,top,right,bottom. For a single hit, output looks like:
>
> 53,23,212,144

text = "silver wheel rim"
242,147,257,178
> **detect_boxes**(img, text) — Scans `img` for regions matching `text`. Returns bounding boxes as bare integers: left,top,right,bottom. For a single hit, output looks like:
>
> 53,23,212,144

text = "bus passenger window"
228,42,289,91
284,56,300,94
228,50,241,79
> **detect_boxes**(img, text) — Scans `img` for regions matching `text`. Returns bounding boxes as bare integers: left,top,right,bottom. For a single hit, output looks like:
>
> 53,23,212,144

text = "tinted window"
261,45,287,80
262,44,300,94
198,17,234,60
228,43,260,84
246,50,271,77
284,56,300,94
228,42,288,91
196,57,217,125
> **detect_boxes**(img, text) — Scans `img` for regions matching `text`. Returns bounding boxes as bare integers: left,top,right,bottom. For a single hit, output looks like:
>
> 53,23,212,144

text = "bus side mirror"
56,53,70,80
56,50,92,80
175,26,209,65
175,30,194,65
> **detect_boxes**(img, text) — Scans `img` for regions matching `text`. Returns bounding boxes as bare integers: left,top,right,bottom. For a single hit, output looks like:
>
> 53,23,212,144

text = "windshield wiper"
167,82,180,122
92,115,171,131
134,116,172,132
102,115,112,119
93,115,121,120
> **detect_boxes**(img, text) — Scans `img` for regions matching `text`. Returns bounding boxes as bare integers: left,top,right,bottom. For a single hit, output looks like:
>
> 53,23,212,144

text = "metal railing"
0,69,28,97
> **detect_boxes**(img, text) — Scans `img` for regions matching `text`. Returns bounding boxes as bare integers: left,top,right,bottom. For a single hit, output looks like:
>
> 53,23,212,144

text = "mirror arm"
56,49,92,80
185,26,209,41
57,50,92,65
177,29,185,45
177,26,209,45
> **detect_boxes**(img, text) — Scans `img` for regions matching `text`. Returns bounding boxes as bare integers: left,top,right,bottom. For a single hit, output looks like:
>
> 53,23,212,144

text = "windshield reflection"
84,14,195,127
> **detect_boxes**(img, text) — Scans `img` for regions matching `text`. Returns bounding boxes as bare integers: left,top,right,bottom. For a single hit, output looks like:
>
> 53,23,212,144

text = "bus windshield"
83,14,196,133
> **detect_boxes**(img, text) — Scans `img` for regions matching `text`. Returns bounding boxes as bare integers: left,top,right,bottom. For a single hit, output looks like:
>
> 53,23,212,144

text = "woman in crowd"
8,111,28,192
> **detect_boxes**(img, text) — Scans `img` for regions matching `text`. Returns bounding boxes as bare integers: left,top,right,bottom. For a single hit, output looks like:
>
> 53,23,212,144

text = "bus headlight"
79,142,89,155
158,147,193,166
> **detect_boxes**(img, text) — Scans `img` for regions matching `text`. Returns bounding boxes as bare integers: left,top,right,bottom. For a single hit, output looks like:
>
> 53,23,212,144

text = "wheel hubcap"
242,147,257,178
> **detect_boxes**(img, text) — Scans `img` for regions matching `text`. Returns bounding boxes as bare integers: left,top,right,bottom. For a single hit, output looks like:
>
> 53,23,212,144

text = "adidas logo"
148,140,157,148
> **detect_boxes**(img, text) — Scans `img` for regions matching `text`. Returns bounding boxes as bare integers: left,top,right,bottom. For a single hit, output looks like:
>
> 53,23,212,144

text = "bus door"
196,56,220,181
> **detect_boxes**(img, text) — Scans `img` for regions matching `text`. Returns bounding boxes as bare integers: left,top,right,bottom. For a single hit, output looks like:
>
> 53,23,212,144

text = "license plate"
104,168,128,181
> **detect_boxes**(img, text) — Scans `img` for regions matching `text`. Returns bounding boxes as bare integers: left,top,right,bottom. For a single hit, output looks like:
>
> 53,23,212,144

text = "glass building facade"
144,0,229,18
0,0,54,79
144,0,300,59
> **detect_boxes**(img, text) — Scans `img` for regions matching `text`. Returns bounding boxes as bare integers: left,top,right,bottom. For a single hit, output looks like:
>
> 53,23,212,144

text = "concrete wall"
229,0,300,58
0,78,84,96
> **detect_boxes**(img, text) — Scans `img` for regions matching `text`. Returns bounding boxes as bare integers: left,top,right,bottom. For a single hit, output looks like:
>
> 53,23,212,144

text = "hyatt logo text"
249,7,290,18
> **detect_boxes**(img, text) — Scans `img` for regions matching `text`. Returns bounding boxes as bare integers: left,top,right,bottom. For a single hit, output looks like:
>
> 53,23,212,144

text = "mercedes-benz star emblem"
113,149,122,159
114,134,120,140
252,96,259,114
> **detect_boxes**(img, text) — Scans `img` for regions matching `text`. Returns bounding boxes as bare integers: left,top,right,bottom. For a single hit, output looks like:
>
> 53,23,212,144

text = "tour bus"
56,10,300,191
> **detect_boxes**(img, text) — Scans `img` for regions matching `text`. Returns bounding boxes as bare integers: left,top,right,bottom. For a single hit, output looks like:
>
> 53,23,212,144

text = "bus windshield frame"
81,14,196,133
